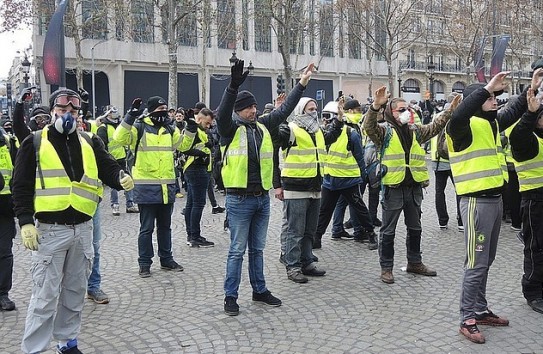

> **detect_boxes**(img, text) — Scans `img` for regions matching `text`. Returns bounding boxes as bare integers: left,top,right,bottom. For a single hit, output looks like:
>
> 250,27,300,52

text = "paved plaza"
1,166,542,353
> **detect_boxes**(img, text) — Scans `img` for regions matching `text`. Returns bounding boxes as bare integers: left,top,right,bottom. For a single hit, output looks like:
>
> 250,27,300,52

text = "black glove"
129,98,143,117
78,88,89,103
230,59,249,89
185,118,197,132
18,86,35,104
204,141,214,149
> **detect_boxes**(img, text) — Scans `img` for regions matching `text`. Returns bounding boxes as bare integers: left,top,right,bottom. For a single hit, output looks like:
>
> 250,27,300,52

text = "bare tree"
0,0,33,32
337,0,422,91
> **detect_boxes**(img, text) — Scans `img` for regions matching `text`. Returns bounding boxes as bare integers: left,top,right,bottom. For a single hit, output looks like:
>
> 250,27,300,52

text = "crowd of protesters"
1,59,542,353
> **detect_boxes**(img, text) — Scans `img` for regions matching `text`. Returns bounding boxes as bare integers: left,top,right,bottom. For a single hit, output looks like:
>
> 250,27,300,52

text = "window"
408,49,416,68
178,0,198,47
242,0,249,50
82,0,107,40
132,0,154,43
217,0,236,49
319,3,334,57
289,1,304,54
254,0,271,52
309,0,316,55
38,0,56,36
347,9,361,59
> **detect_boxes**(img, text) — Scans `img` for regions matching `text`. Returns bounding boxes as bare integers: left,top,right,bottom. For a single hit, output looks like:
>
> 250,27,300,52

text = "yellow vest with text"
221,122,273,190
323,126,360,177
106,124,127,160
0,135,13,195
381,128,429,185
513,135,543,192
34,127,101,216
131,118,177,196
281,122,326,178
446,117,508,195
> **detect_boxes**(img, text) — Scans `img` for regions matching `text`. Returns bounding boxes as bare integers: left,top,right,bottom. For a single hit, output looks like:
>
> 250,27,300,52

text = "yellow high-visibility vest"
446,117,508,195
323,126,359,177
221,122,273,190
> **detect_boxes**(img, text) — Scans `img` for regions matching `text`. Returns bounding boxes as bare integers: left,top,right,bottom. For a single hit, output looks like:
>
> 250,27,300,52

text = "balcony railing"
399,60,532,78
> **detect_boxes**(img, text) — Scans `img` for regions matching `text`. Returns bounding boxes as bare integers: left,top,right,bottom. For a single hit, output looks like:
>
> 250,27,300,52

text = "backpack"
436,124,449,160
363,124,392,189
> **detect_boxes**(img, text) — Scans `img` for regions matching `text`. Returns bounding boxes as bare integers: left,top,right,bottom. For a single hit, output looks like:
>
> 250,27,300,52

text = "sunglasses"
54,94,81,110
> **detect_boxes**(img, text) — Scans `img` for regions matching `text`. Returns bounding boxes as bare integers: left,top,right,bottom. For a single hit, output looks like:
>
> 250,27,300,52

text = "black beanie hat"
30,106,50,117
147,96,167,113
463,83,503,98
234,91,257,111
49,88,80,110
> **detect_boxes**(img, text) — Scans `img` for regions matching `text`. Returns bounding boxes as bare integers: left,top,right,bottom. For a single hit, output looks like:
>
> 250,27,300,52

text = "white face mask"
398,110,411,125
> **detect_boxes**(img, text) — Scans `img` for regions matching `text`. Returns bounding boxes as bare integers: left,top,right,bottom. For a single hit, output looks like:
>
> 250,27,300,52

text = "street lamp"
397,70,402,97
21,54,31,88
427,61,436,100
229,51,238,67
21,53,31,117
248,61,254,91
91,38,108,119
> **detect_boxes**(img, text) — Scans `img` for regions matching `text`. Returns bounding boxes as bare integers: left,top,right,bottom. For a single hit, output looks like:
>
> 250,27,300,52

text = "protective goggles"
322,112,338,121
53,94,81,109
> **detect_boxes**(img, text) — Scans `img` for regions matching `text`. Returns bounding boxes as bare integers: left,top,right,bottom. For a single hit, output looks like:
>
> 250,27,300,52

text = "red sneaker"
475,310,509,326
459,319,485,344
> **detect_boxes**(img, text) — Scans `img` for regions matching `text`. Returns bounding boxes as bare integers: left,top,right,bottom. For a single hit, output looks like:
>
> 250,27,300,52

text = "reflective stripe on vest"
0,140,13,195
446,117,508,195
513,135,543,192
381,128,429,185
281,122,326,178
107,124,127,160
34,127,101,216
183,128,212,172
323,126,360,177
132,119,176,204
221,122,273,189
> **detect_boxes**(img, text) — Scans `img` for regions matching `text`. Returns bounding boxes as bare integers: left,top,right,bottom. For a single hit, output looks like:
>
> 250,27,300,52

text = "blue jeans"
224,193,270,298
284,198,320,270
138,203,174,267
110,188,134,208
331,196,363,235
87,207,101,292
184,166,210,240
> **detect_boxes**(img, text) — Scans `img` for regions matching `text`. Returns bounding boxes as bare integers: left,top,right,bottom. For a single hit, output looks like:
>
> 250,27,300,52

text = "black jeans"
0,215,16,296
316,184,374,239
138,203,174,266
503,169,522,228
520,197,543,301
434,170,462,227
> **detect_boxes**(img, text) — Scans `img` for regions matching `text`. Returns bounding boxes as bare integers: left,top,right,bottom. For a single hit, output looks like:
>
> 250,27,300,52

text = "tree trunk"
167,0,178,108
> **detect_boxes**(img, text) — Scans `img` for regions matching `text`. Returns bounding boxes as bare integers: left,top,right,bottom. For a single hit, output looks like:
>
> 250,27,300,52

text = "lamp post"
21,53,31,117
397,70,402,97
91,39,108,119
229,51,238,67
248,61,254,91
427,61,435,100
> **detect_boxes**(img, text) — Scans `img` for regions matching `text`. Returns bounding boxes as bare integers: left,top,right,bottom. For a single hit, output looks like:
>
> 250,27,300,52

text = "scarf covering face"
290,113,320,133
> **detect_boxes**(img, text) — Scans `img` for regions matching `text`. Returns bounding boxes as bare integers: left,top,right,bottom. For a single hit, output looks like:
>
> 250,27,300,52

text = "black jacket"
447,87,527,196
216,82,306,193
12,127,124,226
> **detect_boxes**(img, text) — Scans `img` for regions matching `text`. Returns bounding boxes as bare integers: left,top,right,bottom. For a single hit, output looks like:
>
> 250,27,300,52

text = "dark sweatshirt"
12,127,124,227
216,82,306,193
447,87,528,196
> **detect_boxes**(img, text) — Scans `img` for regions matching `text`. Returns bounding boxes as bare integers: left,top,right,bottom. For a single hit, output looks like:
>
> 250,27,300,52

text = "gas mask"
53,111,77,135
398,110,412,125
149,110,168,123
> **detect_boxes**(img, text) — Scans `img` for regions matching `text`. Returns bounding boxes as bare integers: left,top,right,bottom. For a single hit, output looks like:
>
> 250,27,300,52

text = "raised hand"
275,93,286,108
337,96,345,121
230,59,249,89
129,98,143,116
18,86,35,104
485,71,510,93
531,68,543,91
447,94,462,112
299,63,315,87
372,86,389,108
527,87,540,113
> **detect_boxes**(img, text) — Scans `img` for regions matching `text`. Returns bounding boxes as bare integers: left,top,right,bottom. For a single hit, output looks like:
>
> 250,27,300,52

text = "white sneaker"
112,204,120,216
458,225,465,232
439,224,448,230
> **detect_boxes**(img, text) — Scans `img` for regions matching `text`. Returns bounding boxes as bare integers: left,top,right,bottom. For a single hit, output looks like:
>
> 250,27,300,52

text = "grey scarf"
289,113,320,133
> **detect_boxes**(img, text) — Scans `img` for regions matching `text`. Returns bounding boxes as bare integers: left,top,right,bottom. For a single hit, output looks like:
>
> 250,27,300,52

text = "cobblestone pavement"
1,165,542,353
